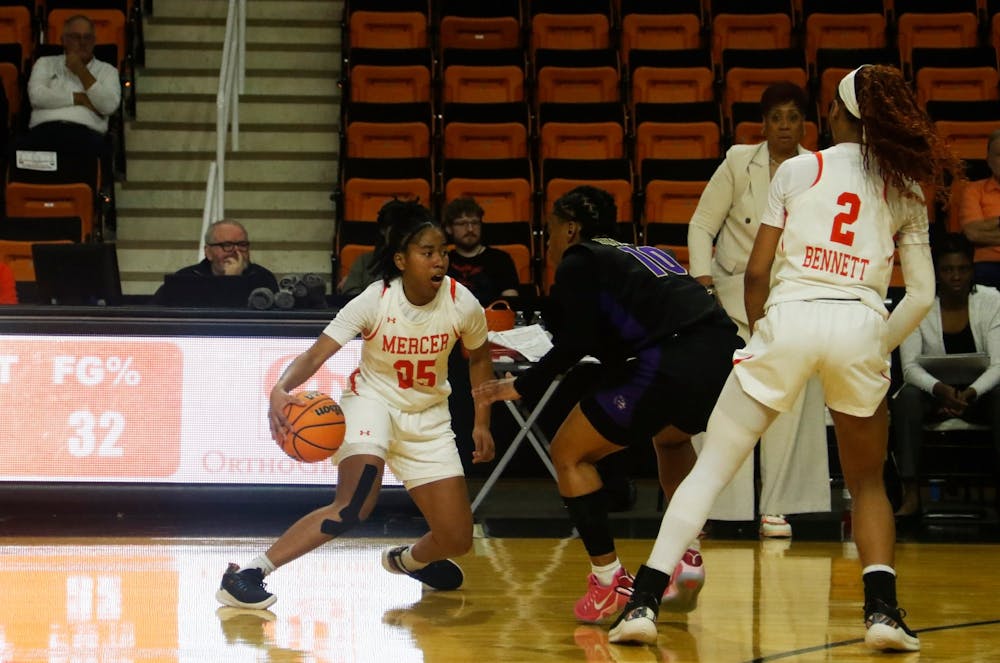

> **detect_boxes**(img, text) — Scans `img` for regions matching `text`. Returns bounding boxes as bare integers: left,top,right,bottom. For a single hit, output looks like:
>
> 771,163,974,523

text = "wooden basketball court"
2,534,998,662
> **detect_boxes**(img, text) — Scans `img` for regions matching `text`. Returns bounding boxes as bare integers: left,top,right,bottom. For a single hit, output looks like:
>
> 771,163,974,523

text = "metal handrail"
199,0,246,255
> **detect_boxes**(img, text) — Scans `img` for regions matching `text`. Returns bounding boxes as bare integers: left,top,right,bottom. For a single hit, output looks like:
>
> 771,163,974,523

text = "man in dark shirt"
152,219,278,306
443,197,519,306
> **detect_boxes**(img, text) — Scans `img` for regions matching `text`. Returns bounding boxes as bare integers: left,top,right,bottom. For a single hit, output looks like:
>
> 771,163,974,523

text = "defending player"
474,186,743,623
215,199,495,609
610,65,964,652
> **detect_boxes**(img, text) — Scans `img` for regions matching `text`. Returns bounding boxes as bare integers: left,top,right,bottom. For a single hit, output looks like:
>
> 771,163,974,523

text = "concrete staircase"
116,0,341,295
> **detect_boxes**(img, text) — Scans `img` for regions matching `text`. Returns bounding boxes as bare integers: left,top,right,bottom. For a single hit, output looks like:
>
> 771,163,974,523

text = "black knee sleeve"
320,464,378,537
564,490,615,557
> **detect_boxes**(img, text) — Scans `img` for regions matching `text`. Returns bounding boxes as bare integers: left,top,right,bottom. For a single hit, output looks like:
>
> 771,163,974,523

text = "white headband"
838,65,869,119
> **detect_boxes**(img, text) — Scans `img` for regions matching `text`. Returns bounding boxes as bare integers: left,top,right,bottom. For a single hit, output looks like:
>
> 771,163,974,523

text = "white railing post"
199,0,244,258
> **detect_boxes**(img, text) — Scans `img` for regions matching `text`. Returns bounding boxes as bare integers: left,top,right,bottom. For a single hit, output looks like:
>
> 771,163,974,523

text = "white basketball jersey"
323,276,488,412
761,143,929,316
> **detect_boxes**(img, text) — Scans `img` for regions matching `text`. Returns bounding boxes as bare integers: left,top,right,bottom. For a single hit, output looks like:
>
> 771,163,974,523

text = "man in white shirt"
28,14,121,138
23,13,121,230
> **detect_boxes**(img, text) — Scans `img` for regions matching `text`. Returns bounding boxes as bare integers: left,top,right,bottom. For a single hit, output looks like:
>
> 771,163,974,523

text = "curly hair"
852,65,965,207
372,198,441,284
443,197,485,225
552,185,618,239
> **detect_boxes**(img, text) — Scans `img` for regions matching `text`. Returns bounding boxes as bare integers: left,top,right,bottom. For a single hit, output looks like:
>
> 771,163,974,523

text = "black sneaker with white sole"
864,599,920,652
608,589,660,645
216,563,277,609
381,545,464,590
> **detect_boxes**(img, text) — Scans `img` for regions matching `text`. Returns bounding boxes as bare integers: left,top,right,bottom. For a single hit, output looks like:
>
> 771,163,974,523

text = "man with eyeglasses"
25,15,120,171
443,197,519,307
152,219,279,305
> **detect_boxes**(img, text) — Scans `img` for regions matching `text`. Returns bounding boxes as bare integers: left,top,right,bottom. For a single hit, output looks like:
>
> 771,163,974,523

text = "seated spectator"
891,233,1000,516
960,129,1000,288
443,197,519,306
152,219,278,305
21,14,121,224
0,262,16,304
336,201,393,299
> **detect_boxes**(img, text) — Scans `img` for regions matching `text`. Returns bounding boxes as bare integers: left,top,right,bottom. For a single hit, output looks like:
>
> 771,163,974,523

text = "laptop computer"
915,353,990,386
156,273,259,308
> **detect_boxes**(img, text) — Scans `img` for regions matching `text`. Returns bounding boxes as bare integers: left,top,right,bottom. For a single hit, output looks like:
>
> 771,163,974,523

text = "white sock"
592,559,622,586
246,554,275,577
401,545,429,571
863,564,896,576
688,537,702,553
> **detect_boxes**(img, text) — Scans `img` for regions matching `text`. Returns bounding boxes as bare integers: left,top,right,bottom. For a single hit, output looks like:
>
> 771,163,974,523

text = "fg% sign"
52,355,142,387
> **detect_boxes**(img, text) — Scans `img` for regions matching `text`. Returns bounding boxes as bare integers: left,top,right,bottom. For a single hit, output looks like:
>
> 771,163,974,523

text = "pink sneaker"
660,549,704,613
574,567,633,624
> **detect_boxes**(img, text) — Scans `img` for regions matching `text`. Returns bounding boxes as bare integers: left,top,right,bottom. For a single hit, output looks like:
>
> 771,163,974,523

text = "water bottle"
514,311,527,327
532,310,544,329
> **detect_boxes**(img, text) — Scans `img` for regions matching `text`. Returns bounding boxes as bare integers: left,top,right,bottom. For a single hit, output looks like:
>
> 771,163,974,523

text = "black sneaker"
381,545,464,590
216,563,277,609
608,589,659,645
864,599,920,652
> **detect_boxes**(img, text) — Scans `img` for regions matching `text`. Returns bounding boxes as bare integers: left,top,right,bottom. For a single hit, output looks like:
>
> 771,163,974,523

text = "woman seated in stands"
891,233,1000,516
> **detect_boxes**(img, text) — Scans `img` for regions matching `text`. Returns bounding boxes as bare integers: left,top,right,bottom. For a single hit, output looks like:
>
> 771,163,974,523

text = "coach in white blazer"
687,82,831,533
893,233,1000,516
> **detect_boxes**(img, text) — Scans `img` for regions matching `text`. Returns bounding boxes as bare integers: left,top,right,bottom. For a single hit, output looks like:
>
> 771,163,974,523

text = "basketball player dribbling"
609,65,964,652
215,199,495,610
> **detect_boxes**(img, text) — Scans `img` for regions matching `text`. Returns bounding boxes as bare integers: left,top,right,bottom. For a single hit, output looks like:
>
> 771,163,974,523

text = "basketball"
278,391,346,463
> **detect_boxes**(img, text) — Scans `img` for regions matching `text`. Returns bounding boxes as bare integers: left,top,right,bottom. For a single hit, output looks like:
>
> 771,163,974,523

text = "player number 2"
394,359,437,389
830,192,861,246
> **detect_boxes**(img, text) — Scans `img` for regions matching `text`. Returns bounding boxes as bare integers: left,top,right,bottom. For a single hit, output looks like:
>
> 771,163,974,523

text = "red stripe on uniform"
810,152,823,187
449,277,457,301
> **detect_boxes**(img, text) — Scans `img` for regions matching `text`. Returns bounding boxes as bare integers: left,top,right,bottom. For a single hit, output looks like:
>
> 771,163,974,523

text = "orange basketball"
278,391,346,463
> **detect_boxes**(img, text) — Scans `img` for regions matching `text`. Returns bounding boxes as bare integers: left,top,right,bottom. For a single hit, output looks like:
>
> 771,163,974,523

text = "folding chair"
633,102,722,167
538,102,626,167
628,48,715,108
0,3,31,69
619,0,703,66
441,102,530,159
343,101,432,159
542,158,635,243
493,243,535,292
710,0,794,66
929,100,1000,160
530,0,612,55
535,48,621,106
335,157,433,245
801,0,887,70
345,47,432,104
640,158,719,250
893,0,979,74
6,151,101,241
0,238,72,282
438,0,521,51
730,101,820,151
441,157,535,251
0,43,20,128
721,48,807,122
912,47,999,108
441,48,526,104
346,0,428,49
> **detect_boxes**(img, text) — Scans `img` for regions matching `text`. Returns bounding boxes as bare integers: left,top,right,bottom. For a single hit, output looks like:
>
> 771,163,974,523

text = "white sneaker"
759,514,792,538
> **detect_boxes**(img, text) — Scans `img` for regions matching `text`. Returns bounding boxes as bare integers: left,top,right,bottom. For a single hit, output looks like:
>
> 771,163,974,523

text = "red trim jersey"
761,143,929,317
322,276,488,412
